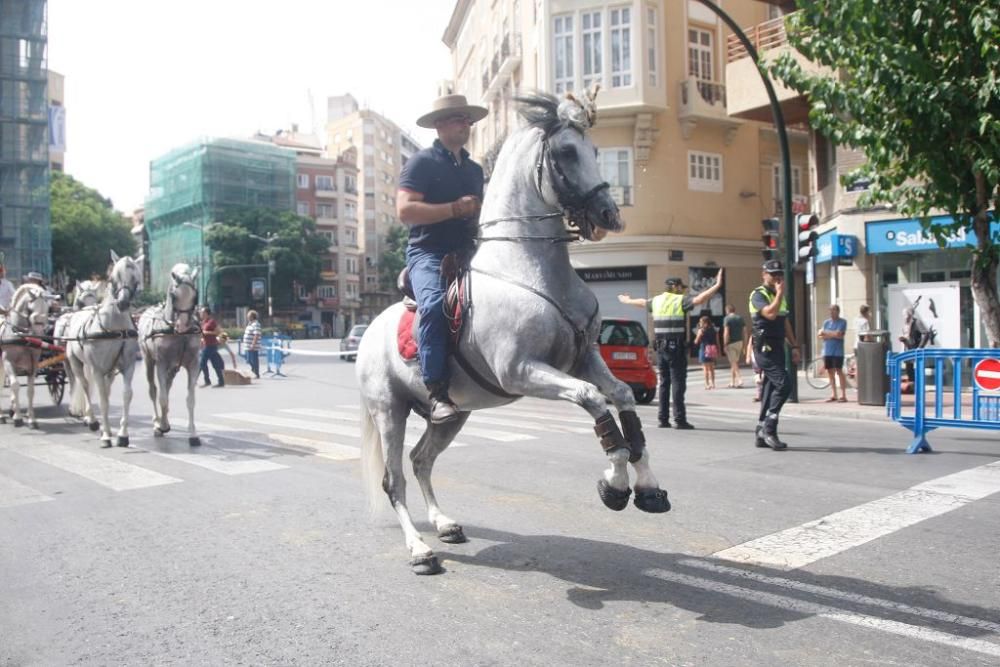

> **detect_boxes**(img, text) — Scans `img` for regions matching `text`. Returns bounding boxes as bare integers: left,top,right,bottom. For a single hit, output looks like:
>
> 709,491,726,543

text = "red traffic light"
761,217,780,250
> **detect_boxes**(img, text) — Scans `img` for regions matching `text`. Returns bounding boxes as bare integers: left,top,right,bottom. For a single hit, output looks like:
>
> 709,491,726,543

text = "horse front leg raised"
411,413,471,544
572,349,670,514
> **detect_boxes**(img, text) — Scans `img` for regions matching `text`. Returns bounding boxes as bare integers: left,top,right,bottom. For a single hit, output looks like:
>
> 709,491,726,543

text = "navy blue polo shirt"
398,139,484,253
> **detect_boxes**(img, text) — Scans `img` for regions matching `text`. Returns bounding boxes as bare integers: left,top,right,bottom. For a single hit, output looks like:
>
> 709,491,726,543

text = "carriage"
0,311,66,408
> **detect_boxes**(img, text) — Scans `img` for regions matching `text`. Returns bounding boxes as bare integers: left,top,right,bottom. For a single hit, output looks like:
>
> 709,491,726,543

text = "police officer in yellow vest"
749,259,801,450
619,268,723,429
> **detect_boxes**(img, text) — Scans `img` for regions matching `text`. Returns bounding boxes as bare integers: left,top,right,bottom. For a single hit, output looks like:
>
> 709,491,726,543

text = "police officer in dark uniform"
619,268,723,429
749,259,801,449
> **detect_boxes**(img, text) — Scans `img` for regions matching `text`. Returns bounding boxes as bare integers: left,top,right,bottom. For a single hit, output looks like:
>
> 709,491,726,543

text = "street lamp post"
248,233,278,318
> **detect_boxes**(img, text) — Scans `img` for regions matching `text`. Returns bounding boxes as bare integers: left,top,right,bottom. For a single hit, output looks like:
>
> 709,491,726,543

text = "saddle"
395,251,470,360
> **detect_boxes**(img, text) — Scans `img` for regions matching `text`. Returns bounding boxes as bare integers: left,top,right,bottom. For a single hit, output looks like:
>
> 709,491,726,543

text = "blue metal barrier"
887,348,1000,453
262,334,291,378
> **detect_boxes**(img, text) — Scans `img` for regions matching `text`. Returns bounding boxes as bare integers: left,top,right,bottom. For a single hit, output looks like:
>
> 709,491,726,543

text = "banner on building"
887,281,960,353
688,266,724,317
49,105,66,152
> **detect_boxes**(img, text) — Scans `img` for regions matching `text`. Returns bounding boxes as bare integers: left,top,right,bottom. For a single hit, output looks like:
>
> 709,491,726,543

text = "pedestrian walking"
748,260,801,450
198,306,225,388
694,315,719,389
619,268,724,429
242,309,262,379
397,94,487,424
819,304,848,402
722,303,746,388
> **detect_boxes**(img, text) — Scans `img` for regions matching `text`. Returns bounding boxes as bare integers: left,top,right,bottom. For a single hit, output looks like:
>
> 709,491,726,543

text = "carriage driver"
396,94,487,424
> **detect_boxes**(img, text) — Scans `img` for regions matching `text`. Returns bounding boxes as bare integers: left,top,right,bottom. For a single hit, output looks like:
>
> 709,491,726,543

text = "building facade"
325,94,422,323
442,0,811,341
0,0,51,279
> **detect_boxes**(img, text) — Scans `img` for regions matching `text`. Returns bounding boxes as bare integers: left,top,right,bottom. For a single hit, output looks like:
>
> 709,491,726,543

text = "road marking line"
145,450,288,476
198,424,364,460
287,407,589,434
264,409,532,443
680,559,1000,634
713,461,1000,570
0,474,54,508
14,444,181,492
647,568,1000,659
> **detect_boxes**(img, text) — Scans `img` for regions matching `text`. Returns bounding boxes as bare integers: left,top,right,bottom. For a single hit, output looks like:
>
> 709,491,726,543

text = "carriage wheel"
47,374,65,406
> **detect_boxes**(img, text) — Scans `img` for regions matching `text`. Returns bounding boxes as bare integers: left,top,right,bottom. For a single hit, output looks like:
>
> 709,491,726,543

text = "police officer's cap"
762,259,784,274
664,277,687,288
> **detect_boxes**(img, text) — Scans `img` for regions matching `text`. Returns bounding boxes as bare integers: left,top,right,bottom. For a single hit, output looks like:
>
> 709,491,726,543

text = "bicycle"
804,353,857,390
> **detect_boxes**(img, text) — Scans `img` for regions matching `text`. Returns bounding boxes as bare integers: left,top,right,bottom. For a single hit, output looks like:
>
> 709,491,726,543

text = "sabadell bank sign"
865,215,998,255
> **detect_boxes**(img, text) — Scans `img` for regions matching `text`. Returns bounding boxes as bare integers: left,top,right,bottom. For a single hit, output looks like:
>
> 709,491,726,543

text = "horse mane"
515,91,565,137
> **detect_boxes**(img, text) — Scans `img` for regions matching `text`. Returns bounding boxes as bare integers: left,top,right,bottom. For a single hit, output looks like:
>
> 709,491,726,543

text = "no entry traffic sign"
973,358,1000,392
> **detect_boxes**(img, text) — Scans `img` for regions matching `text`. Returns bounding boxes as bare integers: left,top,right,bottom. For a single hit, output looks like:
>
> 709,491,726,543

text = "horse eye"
559,144,577,160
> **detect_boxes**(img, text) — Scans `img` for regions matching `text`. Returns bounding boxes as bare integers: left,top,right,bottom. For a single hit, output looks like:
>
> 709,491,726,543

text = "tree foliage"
50,171,137,281
378,224,409,291
767,1,1000,345
204,207,328,307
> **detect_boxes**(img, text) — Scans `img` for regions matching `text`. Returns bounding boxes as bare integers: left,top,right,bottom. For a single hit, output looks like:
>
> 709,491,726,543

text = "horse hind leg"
25,361,38,428
410,413,471,544
145,356,163,434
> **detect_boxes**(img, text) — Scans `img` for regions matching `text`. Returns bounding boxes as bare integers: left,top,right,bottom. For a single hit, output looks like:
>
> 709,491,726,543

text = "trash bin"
856,330,891,405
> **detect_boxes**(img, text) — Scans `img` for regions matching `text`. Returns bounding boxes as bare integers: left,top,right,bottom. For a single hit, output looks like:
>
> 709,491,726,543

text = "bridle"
148,276,200,338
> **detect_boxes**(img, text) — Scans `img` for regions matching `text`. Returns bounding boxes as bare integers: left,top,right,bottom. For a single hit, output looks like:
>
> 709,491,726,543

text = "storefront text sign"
576,266,647,282
865,216,999,255
815,232,858,264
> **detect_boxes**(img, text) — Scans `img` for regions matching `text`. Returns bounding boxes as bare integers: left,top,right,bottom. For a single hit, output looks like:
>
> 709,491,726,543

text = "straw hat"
416,94,488,129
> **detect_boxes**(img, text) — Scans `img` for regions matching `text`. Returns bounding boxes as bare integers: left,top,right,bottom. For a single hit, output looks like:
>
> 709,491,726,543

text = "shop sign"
815,232,858,264
576,266,647,282
865,215,999,255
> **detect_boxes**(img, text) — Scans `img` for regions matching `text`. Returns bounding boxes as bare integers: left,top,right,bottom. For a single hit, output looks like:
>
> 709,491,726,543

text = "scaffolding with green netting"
144,137,296,300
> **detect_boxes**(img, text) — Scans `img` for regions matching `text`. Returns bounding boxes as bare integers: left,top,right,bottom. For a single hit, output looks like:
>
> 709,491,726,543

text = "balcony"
481,32,521,102
677,79,742,144
724,14,831,125
315,188,337,198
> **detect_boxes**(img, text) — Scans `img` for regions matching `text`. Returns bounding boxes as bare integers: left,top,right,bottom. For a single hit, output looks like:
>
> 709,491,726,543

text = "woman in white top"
854,304,872,349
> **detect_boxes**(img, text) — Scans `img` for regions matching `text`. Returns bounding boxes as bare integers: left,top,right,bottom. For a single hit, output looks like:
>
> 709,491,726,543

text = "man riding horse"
396,94,488,424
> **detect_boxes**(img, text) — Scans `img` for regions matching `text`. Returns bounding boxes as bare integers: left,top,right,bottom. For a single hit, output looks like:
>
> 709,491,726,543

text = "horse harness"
145,279,202,340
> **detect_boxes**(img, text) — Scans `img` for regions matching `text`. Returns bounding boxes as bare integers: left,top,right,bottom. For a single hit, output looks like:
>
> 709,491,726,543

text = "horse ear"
171,271,181,284
110,249,120,263
135,253,145,264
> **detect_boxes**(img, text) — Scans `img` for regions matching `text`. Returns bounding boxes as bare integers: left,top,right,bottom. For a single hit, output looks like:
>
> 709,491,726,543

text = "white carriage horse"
358,89,670,575
66,251,143,447
0,284,52,428
53,279,105,419
137,263,202,447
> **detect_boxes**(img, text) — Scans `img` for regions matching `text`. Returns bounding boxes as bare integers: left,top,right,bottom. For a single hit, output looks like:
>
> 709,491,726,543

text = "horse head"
8,284,50,335
166,263,199,334
107,250,142,311
517,86,622,241
73,279,104,309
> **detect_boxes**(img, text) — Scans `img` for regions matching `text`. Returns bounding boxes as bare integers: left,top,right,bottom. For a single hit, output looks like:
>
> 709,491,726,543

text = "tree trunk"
971,209,1000,348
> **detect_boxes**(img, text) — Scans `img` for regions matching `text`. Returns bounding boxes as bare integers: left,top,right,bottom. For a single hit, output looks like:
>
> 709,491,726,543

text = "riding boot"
426,380,459,424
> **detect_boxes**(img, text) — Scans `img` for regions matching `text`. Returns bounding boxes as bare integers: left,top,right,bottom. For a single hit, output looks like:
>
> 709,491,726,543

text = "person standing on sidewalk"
694,315,719,390
198,306,225,388
618,268,724,429
819,304,848,402
242,309,262,379
854,304,872,350
749,260,800,450
722,303,746,388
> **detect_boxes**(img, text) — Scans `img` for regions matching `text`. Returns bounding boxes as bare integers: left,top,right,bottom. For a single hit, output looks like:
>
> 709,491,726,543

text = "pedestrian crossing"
0,399,762,510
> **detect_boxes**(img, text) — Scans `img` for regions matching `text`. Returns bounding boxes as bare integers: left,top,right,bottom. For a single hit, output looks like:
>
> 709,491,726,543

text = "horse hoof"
88,421,100,432
410,554,443,575
597,479,631,511
13,418,24,428
30,421,39,430
634,488,671,514
100,441,112,449
438,525,468,544
154,428,164,437
116,437,129,448
189,437,201,447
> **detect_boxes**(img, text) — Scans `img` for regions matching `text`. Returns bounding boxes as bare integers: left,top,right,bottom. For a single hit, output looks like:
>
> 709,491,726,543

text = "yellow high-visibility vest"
650,292,687,340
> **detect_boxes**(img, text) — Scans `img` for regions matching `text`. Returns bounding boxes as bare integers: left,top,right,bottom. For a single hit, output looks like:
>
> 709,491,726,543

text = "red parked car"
597,318,657,404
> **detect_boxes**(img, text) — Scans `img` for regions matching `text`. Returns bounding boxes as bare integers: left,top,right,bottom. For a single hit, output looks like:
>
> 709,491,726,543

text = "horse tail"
359,396,386,516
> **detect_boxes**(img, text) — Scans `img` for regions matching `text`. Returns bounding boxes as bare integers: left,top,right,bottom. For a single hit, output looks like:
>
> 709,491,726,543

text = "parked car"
596,318,657,404
339,324,368,362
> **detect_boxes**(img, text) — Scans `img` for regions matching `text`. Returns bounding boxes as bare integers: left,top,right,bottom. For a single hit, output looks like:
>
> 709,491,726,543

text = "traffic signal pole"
694,0,798,401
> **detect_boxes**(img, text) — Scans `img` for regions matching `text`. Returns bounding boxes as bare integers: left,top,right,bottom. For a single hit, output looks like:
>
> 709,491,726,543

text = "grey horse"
358,90,670,575
65,251,142,447
0,284,52,428
137,263,202,447
53,279,105,419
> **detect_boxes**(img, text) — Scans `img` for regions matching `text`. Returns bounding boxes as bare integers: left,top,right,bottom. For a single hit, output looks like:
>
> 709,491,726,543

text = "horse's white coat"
0,284,52,428
53,279,105,418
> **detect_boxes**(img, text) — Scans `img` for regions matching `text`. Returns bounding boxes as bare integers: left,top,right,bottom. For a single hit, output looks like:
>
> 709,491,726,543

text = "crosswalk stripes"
0,473,54,508
14,443,182,492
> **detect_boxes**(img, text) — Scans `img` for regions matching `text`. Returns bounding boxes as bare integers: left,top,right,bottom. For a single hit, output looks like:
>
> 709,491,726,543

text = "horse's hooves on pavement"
438,525,468,544
29,421,38,430
597,479,632,511
153,428,164,437
189,437,201,447
116,437,129,448
13,418,23,428
100,441,112,449
410,554,444,575
633,488,671,513
88,421,100,432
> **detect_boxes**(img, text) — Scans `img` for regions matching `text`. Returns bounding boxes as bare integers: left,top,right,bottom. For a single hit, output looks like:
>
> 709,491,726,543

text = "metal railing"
727,16,788,63
680,79,727,107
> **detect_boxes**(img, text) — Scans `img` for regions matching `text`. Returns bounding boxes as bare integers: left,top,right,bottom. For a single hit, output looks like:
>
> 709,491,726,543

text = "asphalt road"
1,340,998,666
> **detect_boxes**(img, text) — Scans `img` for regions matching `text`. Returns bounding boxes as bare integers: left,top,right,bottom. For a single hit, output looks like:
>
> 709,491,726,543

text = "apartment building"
443,0,810,339
326,94,421,323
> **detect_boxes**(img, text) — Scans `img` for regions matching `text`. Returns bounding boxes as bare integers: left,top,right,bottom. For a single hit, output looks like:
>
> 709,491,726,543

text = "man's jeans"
245,349,260,377
657,341,689,424
406,245,450,386
200,346,224,385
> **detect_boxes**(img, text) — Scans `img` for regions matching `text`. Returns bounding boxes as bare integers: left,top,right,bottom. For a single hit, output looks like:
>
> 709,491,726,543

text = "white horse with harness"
137,263,202,447
53,279,105,419
65,251,143,447
0,284,52,428
358,90,670,574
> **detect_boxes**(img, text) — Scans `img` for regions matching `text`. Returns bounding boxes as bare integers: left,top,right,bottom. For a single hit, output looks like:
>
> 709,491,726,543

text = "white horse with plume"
137,263,202,447
0,283,52,428
358,89,670,575
65,251,143,447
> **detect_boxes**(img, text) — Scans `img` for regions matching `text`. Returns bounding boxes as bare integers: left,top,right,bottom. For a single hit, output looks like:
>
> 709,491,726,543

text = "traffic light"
797,213,819,264
761,217,780,262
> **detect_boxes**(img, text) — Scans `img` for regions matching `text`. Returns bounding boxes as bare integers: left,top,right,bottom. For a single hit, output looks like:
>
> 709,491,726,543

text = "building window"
345,228,357,246
317,203,335,219
297,201,310,216
297,174,309,189
647,6,658,86
553,14,574,93
687,151,723,192
315,175,334,191
318,285,337,299
322,257,335,272
688,28,714,83
610,7,632,88
346,257,358,274
599,148,634,206
772,164,803,199
345,202,357,220
318,229,337,246
581,11,602,89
